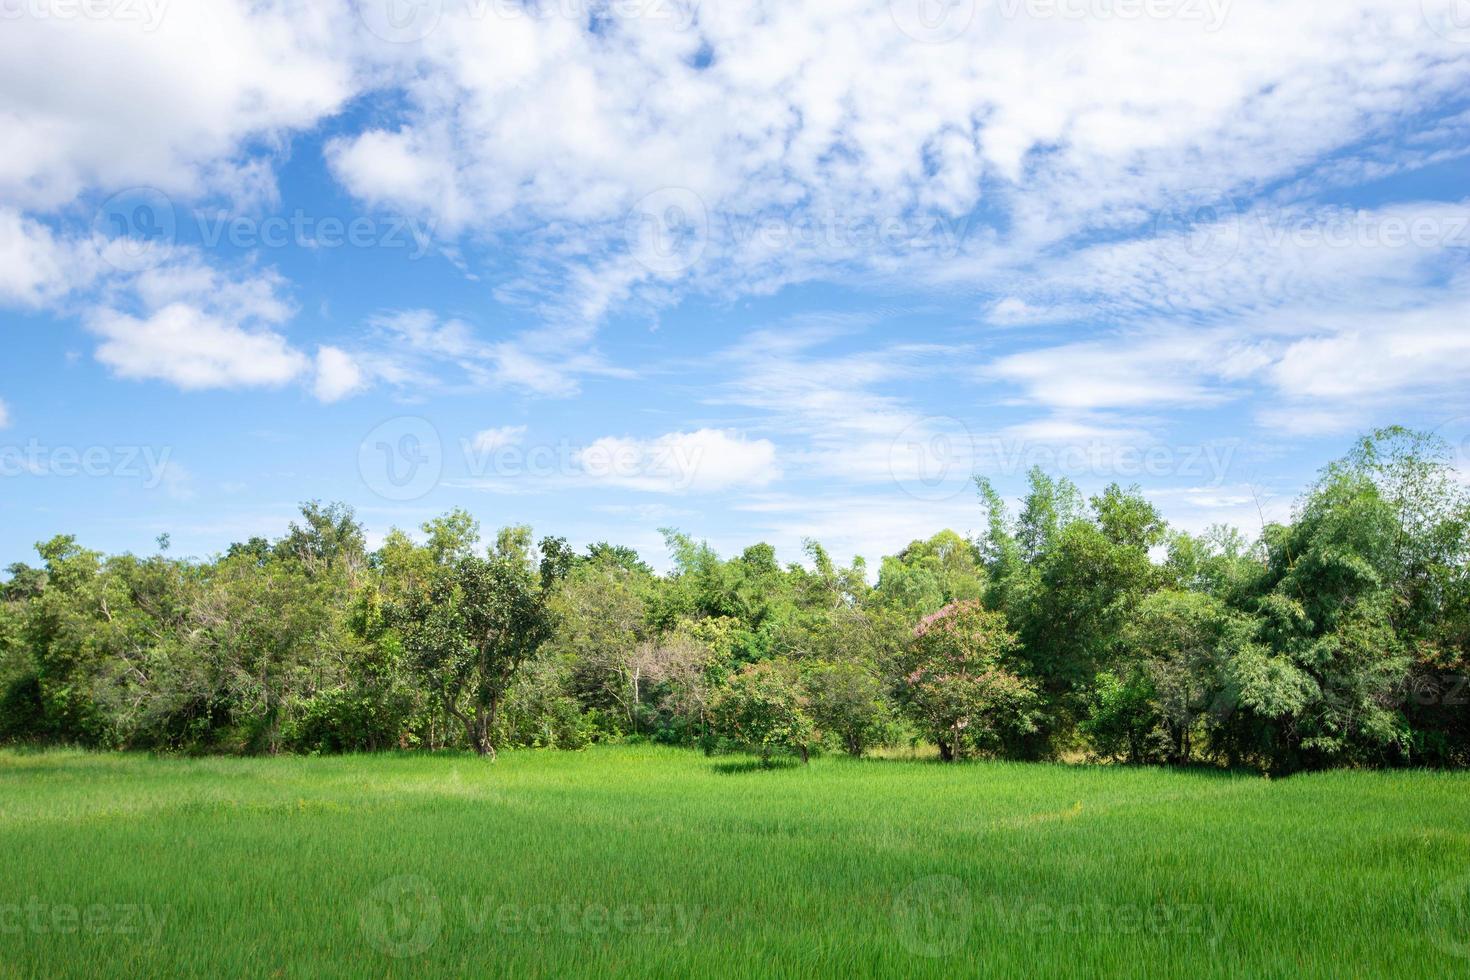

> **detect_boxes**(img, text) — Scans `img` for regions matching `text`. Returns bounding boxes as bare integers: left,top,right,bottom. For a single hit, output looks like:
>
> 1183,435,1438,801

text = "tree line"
1,427,1466,772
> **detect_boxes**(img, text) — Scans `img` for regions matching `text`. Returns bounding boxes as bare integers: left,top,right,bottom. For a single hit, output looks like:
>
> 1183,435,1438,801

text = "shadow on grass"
711,757,803,774
847,753,1260,778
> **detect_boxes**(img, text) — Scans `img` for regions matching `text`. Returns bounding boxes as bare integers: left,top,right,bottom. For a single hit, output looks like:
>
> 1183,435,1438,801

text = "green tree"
897,601,1040,761
713,660,817,764
803,658,894,757
390,544,552,757
1105,590,1241,764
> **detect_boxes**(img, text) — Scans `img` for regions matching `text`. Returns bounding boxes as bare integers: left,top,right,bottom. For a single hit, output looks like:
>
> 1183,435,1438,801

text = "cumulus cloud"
87,303,308,391
0,0,1466,464
0,0,354,210
578,430,779,493
324,0,1469,314
0,209,102,307
312,346,366,403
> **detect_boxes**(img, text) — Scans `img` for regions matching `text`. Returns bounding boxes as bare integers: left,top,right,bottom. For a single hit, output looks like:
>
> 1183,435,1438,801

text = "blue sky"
3,0,1470,570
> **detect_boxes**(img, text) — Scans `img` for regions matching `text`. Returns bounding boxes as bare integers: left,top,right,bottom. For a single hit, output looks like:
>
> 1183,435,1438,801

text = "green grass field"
2,746,1469,978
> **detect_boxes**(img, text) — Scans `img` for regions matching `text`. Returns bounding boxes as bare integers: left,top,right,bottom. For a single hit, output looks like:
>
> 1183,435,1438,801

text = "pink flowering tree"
901,601,1041,761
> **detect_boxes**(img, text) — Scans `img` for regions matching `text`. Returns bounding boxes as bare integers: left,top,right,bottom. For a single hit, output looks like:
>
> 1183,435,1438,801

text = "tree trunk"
631,666,641,734
469,708,496,758
443,696,479,755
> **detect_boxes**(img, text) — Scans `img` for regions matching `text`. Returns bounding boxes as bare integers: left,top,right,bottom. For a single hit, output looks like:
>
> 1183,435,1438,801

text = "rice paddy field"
2,746,1469,978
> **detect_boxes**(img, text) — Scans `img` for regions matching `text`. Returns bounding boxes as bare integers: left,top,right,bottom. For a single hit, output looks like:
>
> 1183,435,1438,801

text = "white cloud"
0,398,10,429
470,426,527,454
0,209,101,307
578,429,779,493
87,303,308,391
0,0,354,210
987,331,1240,411
351,309,631,399
323,0,1469,323
324,129,463,229
1266,301,1470,403
374,310,478,359
974,196,1470,439
0,0,1464,494
984,200,1470,326
129,258,296,326
312,346,366,403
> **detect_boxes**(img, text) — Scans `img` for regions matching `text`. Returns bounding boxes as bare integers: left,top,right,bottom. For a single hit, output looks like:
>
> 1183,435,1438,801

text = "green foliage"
1,427,1467,772
498,653,595,750
390,550,552,757
712,660,817,764
1080,666,1164,764
802,658,896,757
872,530,984,618
898,601,1041,761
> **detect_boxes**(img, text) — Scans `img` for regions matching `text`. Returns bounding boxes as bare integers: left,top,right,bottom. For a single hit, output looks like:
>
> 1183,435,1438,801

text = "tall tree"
391,546,551,757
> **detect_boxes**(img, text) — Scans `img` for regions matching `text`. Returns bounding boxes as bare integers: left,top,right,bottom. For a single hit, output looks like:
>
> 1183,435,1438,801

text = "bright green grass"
2,746,1469,978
